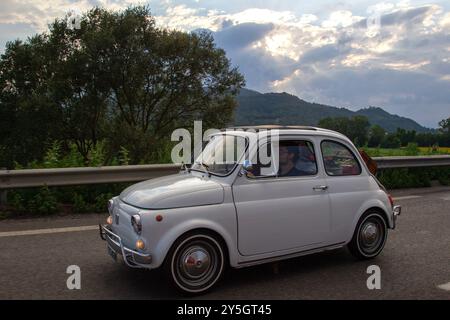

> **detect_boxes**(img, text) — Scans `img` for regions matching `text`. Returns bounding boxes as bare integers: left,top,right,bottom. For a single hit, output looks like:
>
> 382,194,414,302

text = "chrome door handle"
313,185,328,191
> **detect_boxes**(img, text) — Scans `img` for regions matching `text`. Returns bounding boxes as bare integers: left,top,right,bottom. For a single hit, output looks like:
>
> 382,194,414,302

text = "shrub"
72,193,90,213
93,193,113,213
27,186,59,215
377,166,450,189
405,142,419,156
9,192,25,211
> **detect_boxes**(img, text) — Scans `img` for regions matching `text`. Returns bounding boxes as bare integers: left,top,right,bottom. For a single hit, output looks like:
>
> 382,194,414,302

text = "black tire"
164,232,225,295
348,210,388,260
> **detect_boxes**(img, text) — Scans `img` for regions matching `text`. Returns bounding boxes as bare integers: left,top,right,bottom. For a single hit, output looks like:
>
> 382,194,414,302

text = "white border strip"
0,225,98,237
393,195,422,201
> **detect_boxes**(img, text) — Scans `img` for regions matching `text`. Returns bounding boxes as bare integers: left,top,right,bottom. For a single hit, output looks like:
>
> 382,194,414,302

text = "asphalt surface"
1,186,450,299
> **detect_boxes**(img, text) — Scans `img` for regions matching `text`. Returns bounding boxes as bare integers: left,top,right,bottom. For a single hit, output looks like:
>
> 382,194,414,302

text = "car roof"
220,125,351,142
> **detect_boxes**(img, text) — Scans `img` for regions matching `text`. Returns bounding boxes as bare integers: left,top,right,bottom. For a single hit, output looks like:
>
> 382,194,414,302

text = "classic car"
99,126,401,294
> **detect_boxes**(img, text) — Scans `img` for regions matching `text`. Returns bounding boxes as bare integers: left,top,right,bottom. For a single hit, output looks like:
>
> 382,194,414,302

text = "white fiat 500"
100,126,401,294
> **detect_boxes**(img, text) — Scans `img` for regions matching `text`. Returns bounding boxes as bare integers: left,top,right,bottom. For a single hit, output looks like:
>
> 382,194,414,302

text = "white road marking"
393,195,422,201
0,225,98,238
437,282,450,291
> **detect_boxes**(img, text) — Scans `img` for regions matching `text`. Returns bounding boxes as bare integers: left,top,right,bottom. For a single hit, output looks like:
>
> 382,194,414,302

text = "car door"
320,139,371,243
232,137,332,256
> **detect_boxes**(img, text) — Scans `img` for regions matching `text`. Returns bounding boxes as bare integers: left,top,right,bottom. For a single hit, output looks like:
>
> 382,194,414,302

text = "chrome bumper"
99,224,152,268
392,205,401,229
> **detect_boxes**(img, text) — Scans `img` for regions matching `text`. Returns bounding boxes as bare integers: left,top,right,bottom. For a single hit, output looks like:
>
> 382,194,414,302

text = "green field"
361,146,450,157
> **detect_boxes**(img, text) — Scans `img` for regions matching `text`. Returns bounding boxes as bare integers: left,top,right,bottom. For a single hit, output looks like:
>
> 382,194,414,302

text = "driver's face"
279,146,294,165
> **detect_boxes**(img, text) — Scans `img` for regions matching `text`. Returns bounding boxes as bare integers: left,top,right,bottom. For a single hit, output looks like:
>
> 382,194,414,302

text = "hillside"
234,88,429,132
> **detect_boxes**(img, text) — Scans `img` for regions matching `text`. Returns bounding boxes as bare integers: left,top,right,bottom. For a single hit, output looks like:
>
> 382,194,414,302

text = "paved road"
1,186,450,299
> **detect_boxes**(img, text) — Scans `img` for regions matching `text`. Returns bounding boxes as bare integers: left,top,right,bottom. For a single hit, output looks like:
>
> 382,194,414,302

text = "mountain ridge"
234,88,429,133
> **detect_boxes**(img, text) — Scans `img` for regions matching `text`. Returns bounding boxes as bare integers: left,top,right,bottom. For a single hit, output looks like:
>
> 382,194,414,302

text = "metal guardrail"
0,164,179,189
374,155,450,169
0,156,450,190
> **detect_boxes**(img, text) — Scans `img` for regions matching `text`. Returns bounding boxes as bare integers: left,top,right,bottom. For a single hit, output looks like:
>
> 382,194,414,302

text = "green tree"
348,115,370,146
318,117,349,136
381,133,401,148
395,128,416,147
318,116,369,147
87,7,245,162
439,118,450,134
0,37,64,168
368,125,386,147
0,6,245,167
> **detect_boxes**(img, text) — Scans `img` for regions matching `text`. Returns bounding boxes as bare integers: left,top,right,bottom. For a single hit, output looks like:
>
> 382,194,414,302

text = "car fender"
152,218,237,268
349,197,393,242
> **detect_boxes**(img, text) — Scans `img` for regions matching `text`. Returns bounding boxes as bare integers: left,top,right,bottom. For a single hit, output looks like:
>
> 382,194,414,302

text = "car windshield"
191,134,247,176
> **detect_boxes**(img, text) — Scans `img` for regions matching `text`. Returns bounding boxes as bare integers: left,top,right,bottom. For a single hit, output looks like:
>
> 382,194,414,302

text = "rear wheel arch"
365,206,390,225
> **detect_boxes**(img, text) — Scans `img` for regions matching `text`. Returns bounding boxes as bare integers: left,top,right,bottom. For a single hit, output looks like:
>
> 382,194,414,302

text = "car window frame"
190,133,250,178
245,136,319,180
320,139,362,177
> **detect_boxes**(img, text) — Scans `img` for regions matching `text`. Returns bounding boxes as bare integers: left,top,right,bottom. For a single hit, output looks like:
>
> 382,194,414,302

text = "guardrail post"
0,190,7,206
0,167,6,206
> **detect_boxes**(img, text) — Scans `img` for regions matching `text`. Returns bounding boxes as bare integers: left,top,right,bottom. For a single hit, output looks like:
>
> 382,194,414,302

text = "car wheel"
164,232,225,295
348,210,388,260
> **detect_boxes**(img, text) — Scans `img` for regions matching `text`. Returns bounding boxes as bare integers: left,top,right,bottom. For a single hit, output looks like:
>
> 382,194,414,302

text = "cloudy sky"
1,1,450,127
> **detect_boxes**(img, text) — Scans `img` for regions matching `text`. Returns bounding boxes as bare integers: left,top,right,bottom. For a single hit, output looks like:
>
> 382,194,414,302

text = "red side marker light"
388,194,394,207
156,214,163,222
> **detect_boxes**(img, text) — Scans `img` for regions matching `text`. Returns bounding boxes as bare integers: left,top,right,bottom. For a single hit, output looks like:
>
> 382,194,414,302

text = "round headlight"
131,214,142,234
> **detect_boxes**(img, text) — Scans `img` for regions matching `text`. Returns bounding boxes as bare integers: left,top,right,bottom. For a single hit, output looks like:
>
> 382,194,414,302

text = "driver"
278,145,308,177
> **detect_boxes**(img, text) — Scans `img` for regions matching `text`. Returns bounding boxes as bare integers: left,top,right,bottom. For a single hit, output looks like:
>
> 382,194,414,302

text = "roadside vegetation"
362,146,450,157
318,116,450,149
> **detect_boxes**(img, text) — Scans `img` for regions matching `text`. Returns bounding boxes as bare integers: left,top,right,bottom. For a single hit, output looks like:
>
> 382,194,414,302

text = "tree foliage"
368,125,386,147
0,6,244,168
318,116,370,147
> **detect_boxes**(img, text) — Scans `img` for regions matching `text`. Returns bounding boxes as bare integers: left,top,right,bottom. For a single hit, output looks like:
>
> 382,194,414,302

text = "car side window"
320,140,361,176
247,140,318,178
245,141,275,178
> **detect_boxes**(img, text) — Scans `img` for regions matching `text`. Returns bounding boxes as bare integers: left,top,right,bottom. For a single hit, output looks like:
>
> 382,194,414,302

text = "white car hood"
119,173,224,209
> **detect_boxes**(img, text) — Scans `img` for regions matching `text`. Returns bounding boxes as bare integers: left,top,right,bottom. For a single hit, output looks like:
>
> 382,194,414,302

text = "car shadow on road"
112,247,362,299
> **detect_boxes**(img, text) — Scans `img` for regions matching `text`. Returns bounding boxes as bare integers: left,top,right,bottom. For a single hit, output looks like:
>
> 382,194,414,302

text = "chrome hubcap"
175,239,219,288
359,217,384,254
181,246,211,278
361,223,378,245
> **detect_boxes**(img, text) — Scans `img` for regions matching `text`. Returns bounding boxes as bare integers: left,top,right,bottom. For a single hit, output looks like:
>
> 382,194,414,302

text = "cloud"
322,10,364,28
1,1,449,127
213,22,274,49
299,44,346,64
158,3,449,127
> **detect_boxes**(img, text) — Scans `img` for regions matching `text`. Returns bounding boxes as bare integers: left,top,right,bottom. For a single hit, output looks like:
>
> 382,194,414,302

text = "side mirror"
240,159,254,177
242,159,253,171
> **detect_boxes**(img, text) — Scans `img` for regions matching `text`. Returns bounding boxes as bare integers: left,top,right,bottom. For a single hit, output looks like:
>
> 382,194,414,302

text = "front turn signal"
136,239,145,250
